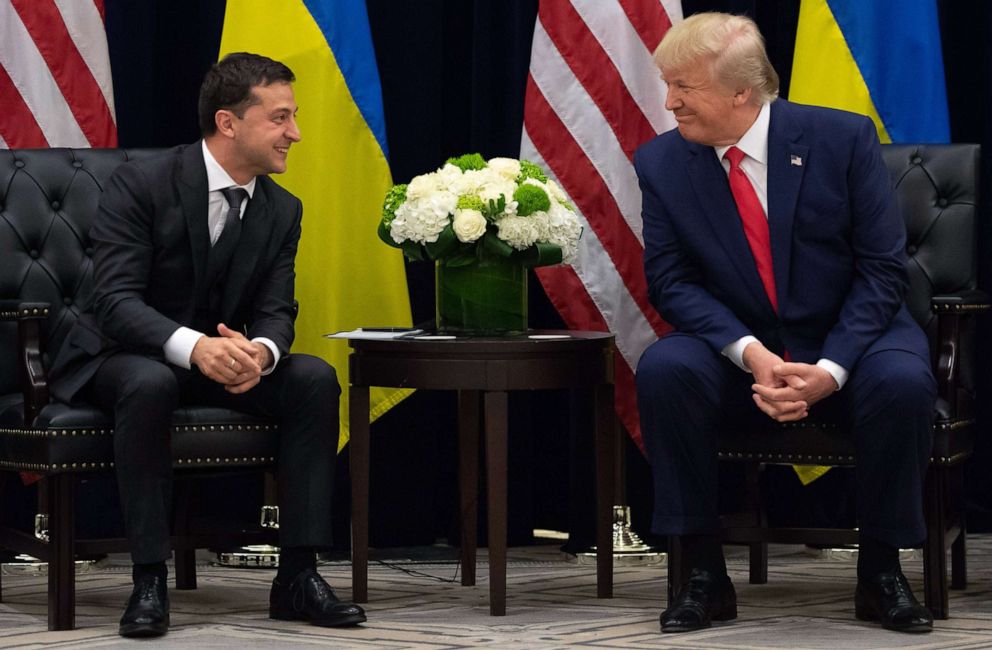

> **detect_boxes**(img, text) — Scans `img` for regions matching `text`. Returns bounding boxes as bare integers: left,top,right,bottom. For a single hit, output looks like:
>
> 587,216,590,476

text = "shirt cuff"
163,326,205,369
816,358,848,391
722,335,758,372
252,337,281,375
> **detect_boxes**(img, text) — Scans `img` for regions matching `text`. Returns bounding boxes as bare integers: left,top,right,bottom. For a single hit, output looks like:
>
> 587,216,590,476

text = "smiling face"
226,81,300,180
662,57,754,147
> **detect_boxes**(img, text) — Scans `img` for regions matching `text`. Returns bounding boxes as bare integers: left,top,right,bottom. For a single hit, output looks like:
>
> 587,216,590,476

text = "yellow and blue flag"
219,0,413,450
790,0,949,485
790,0,950,144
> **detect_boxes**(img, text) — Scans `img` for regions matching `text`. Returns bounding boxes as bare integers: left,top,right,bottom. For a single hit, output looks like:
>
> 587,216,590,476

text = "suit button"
72,161,83,168
14,160,24,169
29,249,39,259
51,200,61,210
63,297,73,306
85,247,94,256
937,197,948,208
911,155,923,165
907,245,918,255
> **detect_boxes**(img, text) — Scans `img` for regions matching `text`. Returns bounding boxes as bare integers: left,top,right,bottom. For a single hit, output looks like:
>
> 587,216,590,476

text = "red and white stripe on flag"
521,0,681,451
0,0,117,148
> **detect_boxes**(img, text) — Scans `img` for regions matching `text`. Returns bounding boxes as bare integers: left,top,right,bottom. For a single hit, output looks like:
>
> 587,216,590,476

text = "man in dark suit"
50,52,365,637
634,13,934,634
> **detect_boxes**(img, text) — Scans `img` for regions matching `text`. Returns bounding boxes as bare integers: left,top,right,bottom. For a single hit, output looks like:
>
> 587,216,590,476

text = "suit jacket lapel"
178,141,210,295
685,141,771,310
767,100,808,316
221,178,274,319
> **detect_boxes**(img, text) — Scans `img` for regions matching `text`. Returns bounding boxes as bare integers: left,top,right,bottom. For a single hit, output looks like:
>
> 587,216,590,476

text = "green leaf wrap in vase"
435,257,527,335
378,153,582,336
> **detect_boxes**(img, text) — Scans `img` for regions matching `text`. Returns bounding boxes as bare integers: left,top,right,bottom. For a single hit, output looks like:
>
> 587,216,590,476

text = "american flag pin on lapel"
791,154,803,166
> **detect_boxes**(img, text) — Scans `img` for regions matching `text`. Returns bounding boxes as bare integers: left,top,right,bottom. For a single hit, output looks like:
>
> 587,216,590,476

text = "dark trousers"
636,333,935,549
87,353,340,564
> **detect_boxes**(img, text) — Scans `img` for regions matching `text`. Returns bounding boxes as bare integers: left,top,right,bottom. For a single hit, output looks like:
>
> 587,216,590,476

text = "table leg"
350,385,370,603
484,391,508,616
594,382,615,598
457,390,480,586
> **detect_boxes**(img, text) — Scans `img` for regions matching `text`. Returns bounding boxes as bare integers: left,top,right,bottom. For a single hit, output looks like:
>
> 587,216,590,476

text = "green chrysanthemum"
456,195,486,211
381,184,408,226
517,159,547,183
513,183,551,217
446,153,487,171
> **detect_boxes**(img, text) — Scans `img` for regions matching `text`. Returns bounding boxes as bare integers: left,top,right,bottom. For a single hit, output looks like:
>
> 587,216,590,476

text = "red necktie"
724,146,778,313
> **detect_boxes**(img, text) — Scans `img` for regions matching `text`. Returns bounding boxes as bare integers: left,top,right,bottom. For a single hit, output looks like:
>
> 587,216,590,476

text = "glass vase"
435,257,528,335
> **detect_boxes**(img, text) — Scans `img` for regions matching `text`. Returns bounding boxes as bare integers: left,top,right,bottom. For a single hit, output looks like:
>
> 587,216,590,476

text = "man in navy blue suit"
634,12,935,634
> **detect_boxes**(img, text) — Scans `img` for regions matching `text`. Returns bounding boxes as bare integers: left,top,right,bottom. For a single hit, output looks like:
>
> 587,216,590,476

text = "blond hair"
654,12,779,104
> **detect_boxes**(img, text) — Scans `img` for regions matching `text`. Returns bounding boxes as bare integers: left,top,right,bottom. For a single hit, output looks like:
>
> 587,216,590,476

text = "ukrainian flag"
220,0,412,450
790,0,950,144
790,0,949,485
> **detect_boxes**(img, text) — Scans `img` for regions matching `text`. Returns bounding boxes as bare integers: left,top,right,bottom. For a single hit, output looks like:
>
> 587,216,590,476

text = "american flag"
0,0,116,148
521,0,681,450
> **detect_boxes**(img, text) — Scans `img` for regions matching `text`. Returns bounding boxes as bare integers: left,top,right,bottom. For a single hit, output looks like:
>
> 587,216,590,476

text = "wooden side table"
348,331,616,615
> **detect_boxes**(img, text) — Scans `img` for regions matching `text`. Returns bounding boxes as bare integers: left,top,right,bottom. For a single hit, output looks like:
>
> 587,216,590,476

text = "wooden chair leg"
749,542,768,584
46,474,75,631
743,462,768,584
951,513,967,590
173,480,197,590
667,536,683,606
174,549,197,590
923,464,949,620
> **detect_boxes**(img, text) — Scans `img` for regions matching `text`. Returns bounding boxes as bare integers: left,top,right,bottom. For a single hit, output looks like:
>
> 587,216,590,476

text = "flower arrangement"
378,153,582,268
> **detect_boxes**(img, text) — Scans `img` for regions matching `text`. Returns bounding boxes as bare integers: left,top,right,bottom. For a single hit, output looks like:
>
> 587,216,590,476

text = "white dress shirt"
161,141,281,374
715,102,848,390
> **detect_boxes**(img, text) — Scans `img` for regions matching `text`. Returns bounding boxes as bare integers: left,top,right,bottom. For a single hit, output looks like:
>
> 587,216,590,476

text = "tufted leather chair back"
884,144,981,407
0,148,162,396
886,144,980,330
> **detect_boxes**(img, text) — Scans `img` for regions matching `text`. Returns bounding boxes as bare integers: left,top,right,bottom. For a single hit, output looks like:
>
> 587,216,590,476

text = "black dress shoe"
661,568,737,633
270,567,367,627
855,570,933,633
119,575,169,638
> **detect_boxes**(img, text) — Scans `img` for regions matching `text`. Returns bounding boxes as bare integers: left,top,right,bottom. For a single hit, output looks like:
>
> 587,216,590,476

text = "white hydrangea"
383,155,583,267
540,200,583,263
496,215,541,250
389,190,458,244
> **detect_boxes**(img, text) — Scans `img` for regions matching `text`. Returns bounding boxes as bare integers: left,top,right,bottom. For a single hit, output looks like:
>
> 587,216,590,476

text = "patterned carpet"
3,538,992,649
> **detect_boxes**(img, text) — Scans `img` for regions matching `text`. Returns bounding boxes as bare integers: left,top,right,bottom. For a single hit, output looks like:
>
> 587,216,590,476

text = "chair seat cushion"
0,397,279,474
717,405,973,467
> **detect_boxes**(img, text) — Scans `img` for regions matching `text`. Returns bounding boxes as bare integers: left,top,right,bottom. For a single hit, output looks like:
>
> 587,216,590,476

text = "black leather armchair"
666,143,986,620
0,148,281,630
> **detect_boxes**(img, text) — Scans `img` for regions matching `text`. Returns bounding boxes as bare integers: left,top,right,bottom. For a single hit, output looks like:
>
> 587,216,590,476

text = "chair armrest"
0,300,51,425
930,290,988,418
931,289,991,313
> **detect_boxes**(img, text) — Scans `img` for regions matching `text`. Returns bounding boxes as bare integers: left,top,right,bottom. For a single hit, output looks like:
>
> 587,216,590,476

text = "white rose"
406,172,440,200
487,158,521,180
452,208,487,242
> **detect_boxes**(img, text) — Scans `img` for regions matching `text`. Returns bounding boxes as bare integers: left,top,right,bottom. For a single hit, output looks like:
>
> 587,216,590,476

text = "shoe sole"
119,622,168,638
855,606,933,633
270,611,367,627
661,607,737,633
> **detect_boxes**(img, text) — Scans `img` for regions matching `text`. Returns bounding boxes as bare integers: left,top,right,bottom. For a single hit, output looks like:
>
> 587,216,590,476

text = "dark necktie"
724,146,777,312
211,187,247,273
